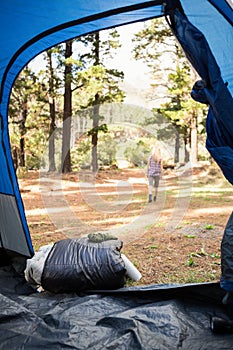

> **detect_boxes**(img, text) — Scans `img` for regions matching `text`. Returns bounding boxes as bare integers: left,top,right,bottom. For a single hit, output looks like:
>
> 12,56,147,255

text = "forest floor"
19,162,233,286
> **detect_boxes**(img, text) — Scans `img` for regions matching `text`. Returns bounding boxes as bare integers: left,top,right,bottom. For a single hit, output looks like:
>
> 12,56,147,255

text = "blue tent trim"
0,115,14,195
0,1,165,103
208,0,233,26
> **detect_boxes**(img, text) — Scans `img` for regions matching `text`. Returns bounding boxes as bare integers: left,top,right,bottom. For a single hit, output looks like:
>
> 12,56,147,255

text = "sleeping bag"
25,235,126,293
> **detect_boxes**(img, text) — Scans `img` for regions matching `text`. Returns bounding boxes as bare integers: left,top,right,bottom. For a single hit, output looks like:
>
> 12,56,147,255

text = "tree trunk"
61,40,72,173
12,146,18,171
47,51,56,172
91,94,100,172
18,99,27,167
184,130,189,163
91,32,100,173
174,131,180,163
190,111,198,164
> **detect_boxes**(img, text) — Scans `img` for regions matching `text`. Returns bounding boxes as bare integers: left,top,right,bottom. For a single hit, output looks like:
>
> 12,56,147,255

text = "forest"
9,18,209,176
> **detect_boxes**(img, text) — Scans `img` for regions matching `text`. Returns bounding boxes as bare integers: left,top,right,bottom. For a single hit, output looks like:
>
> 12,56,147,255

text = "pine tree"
9,66,43,168
73,30,125,172
46,49,57,172
133,18,207,163
61,40,73,173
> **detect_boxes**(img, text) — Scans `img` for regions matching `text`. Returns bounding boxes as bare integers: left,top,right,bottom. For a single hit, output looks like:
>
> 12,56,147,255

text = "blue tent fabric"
209,0,233,27
221,212,233,292
168,8,233,184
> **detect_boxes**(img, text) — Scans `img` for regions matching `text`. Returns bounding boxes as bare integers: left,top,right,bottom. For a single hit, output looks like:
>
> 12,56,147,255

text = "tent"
1,1,233,348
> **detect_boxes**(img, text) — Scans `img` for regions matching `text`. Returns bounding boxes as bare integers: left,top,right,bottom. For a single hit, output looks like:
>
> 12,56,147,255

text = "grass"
205,224,215,230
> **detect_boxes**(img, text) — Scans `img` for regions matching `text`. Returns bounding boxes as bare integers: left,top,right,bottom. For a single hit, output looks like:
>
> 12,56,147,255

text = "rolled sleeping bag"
41,237,126,293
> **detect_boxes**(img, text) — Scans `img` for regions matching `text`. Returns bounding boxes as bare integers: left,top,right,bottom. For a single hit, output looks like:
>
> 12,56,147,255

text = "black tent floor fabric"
1,266,233,349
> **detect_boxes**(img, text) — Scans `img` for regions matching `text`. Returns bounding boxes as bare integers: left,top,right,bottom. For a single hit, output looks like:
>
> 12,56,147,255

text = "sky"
104,22,153,108
30,21,155,110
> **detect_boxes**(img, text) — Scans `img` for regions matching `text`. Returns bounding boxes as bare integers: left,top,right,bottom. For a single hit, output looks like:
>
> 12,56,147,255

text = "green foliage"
183,234,196,239
25,111,49,169
97,132,118,166
87,123,108,136
74,65,125,108
133,17,208,163
124,138,151,167
72,30,125,172
147,244,158,249
9,28,125,172
186,245,220,269
71,136,91,171
73,30,125,110
133,18,173,63
205,224,215,230
9,65,53,169
71,128,119,170
187,254,197,267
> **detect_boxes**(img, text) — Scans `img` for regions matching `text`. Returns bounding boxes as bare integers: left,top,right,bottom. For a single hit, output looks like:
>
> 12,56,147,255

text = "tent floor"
1,265,233,349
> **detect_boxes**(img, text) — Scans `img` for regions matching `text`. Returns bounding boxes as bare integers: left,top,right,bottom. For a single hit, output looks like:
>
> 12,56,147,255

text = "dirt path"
19,166,233,285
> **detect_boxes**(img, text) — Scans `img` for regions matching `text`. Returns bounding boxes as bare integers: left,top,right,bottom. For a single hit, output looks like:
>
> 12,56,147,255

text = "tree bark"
189,68,198,164
190,112,198,164
18,98,27,167
47,51,56,172
91,32,100,173
91,94,100,172
174,131,180,163
184,131,190,163
61,40,72,173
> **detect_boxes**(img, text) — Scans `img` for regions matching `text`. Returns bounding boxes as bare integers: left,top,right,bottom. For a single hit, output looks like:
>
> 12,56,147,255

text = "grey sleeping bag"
41,237,126,293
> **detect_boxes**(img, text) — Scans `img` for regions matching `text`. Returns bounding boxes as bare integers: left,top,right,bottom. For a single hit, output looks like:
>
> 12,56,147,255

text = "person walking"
147,148,163,203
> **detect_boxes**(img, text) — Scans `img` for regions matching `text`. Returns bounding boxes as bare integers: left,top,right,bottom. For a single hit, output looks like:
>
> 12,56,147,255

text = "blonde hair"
151,148,161,163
